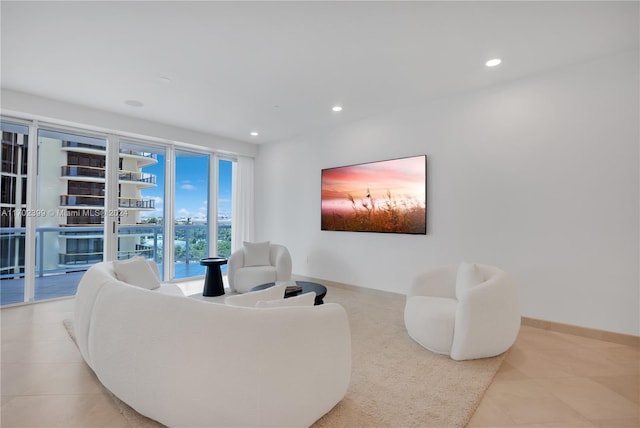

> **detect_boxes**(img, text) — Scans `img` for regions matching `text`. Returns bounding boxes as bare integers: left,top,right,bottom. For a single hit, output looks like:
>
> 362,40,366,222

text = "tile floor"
468,326,639,427
1,293,638,427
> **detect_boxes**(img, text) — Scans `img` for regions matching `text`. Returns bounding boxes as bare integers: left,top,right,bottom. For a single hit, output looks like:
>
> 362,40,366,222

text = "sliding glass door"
173,149,209,279
0,122,29,305
36,129,109,301
116,140,166,275
0,117,236,304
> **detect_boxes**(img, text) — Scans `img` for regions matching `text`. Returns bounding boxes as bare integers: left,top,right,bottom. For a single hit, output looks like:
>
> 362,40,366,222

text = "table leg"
203,265,225,297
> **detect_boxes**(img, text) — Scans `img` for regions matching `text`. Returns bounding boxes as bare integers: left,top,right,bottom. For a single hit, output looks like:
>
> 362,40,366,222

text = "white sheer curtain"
231,156,255,252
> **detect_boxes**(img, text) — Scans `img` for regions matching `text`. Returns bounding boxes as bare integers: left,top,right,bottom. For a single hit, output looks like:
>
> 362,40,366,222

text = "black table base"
200,258,228,297
250,281,328,305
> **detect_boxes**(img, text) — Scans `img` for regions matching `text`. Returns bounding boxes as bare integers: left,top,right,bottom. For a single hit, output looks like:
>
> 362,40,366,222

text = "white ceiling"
1,1,638,145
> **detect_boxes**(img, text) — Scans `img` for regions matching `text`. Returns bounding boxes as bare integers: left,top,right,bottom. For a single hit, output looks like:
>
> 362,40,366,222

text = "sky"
140,155,232,221
321,156,426,215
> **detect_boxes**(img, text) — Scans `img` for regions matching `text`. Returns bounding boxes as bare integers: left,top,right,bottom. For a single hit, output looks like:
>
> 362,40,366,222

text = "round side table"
200,257,228,297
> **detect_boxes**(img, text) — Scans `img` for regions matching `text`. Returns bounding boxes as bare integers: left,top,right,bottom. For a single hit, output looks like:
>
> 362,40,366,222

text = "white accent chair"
404,263,520,360
227,241,292,293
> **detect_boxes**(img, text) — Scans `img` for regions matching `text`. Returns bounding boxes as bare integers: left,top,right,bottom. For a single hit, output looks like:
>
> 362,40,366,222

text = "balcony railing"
62,141,157,160
61,165,156,185
58,251,103,266
59,194,104,207
61,165,105,178
119,148,157,160
58,246,154,265
1,223,231,305
117,198,155,209
119,170,156,184
0,223,230,279
61,140,105,152
59,195,156,209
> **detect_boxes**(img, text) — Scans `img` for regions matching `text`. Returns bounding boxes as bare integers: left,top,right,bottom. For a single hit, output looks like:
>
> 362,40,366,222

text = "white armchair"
404,263,520,360
227,241,292,293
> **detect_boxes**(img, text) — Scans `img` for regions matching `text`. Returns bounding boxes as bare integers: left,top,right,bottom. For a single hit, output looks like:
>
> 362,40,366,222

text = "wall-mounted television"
321,155,426,234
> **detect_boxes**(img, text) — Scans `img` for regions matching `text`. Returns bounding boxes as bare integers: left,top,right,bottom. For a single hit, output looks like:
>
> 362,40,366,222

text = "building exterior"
1,127,157,278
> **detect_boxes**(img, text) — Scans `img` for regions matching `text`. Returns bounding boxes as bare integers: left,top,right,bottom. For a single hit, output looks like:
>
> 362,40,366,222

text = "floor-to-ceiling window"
0,118,236,304
0,121,29,305
116,140,166,275
35,128,109,301
173,149,209,280
1,126,115,305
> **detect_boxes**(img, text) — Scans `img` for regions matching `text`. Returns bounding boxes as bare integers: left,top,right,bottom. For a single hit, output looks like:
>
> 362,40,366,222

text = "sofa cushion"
114,256,161,290
148,260,162,282
234,266,277,291
455,262,482,299
225,283,287,307
256,292,316,308
243,241,271,267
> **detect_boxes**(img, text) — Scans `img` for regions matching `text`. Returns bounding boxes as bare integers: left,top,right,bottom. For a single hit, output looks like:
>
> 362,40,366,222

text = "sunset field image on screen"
321,155,426,234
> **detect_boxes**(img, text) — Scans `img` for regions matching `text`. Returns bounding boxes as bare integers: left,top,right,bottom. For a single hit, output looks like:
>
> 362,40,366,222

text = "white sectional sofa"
74,261,351,427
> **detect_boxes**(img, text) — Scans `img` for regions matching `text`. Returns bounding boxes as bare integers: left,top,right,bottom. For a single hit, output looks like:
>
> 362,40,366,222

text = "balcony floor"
0,263,219,306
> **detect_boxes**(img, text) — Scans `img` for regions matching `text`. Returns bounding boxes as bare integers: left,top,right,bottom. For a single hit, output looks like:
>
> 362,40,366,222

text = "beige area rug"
314,285,505,427
64,284,505,428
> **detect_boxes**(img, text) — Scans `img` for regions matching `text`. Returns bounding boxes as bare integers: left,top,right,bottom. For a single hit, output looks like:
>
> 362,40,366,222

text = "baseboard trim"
293,275,639,348
292,274,405,299
521,317,639,348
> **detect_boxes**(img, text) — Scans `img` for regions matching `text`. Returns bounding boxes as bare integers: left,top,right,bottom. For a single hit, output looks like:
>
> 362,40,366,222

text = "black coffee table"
200,257,227,297
250,281,327,305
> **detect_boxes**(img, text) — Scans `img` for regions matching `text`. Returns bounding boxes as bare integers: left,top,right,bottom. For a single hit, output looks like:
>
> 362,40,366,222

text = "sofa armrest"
227,249,245,292
451,272,520,360
271,245,292,281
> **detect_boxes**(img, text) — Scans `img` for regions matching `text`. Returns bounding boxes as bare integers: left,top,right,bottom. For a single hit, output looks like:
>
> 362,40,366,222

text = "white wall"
255,50,639,336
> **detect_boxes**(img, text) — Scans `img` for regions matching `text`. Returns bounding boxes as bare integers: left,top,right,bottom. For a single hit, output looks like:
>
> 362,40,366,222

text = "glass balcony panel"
117,224,163,271
60,140,106,152
0,224,213,305
118,147,157,159
118,170,156,184
61,165,106,179
60,194,105,207
118,198,155,209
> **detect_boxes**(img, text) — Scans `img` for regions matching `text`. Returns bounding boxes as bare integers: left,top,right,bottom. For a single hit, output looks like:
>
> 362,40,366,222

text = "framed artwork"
321,155,426,234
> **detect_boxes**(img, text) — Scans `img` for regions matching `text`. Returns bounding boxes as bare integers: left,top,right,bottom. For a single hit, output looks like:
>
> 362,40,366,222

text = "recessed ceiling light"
250,132,259,137
485,58,502,67
125,99,144,107
332,105,343,112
